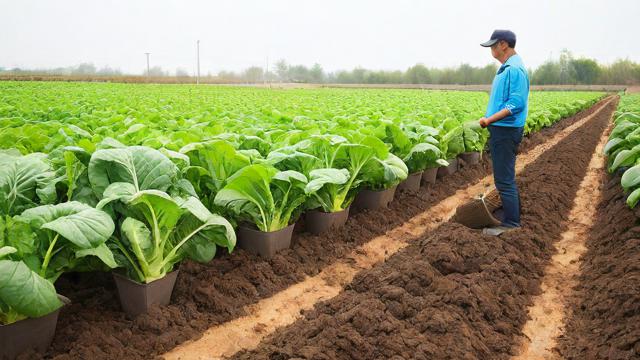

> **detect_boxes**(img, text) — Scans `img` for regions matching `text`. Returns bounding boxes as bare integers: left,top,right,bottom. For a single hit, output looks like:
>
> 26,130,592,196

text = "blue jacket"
485,54,530,127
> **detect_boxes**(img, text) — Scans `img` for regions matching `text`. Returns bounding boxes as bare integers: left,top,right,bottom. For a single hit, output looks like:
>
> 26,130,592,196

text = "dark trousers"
488,125,524,227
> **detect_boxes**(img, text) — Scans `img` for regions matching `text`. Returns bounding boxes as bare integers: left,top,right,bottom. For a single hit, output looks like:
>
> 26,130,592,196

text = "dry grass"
0,75,629,92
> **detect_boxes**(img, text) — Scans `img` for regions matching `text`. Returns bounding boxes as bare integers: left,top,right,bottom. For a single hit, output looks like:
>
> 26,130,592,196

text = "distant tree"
405,64,431,84
480,64,498,83
558,49,577,84
388,70,404,84
365,71,386,84
351,68,367,83
97,66,122,76
437,68,456,84
72,63,97,75
148,66,167,77
264,70,278,82
288,65,311,82
310,63,325,83
243,66,264,83
218,70,239,81
570,58,601,84
175,67,190,77
532,61,561,85
335,70,354,83
604,59,640,85
274,59,289,81
457,63,474,84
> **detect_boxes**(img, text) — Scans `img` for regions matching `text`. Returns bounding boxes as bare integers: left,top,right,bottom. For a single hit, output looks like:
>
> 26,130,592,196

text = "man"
478,29,530,236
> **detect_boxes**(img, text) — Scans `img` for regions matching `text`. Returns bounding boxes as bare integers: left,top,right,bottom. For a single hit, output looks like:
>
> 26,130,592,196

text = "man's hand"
479,117,490,128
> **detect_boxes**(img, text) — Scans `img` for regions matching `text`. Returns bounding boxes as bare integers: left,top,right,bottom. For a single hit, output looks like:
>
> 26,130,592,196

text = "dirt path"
512,117,613,359
229,96,616,360
163,98,616,360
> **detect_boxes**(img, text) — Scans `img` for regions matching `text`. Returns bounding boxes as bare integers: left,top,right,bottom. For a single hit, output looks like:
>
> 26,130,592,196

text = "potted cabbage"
89,145,236,316
0,247,64,359
402,143,449,188
1,199,116,358
214,164,307,257
267,136,360,235
353,152,408,209
438,126,465,178
458,121,488,166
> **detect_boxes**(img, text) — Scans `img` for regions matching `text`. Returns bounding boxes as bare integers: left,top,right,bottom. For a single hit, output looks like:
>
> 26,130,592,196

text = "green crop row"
604,93,640,208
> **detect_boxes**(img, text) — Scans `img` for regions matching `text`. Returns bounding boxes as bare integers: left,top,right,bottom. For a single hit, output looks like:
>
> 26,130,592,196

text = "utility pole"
265,55,269,87
144,52,150,81
196,40,200,85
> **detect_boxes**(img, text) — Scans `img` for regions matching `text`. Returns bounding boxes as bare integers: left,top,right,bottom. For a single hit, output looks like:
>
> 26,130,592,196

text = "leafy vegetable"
214,164,308,231
0,247,62,325
402,143,449,173
603,94,640,208
89,145,236,283
462,121,488,153
16,201,117,282
0,151,58,216
361,153,409,190
304,168,351,212
180,140,251,208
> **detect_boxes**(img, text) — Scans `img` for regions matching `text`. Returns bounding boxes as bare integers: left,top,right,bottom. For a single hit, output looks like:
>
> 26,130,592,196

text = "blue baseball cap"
480,30,516,48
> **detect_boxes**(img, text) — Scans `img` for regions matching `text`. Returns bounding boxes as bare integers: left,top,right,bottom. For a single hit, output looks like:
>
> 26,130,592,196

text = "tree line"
2,50,639,85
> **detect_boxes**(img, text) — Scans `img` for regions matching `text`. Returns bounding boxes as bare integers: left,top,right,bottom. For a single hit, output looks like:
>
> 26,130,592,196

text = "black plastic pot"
353,186,397,210
397,171,423,194
0,295,69,360
305,207,350,235
458,151,481,166
237,223,295,258
437,158,458,178
113,270,179,318
422,167,438,186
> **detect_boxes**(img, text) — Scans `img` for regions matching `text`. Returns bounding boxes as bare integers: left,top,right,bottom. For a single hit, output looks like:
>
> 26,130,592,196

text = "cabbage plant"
89,145,236,283
214,164,308,232
180,140,251,209
16,201,117,282
604,98,640,208
0,246,62,325
0,150,58,217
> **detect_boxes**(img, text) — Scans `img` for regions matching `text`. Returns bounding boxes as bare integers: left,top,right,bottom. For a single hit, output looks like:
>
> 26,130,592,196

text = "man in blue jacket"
478,30,530,236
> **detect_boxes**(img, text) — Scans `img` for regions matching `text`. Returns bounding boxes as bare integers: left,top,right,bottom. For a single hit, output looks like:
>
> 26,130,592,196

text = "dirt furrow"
556,113,640,359
230,99,616,360
512,116,612,359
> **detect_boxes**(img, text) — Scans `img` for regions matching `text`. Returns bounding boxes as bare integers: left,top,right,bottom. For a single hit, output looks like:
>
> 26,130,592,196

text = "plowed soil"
231,101,616,360
556,173,640,359
39,98,612,360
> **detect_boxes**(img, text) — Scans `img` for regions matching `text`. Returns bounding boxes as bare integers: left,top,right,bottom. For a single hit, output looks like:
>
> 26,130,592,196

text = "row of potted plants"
0,141,481,359
235,149,482,258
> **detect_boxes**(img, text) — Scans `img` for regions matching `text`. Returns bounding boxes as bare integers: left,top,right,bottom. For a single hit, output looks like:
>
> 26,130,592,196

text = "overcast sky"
1,0,638,75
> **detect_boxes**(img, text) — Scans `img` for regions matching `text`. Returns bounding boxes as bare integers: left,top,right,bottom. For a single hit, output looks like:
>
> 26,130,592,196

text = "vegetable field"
0,81,636,359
